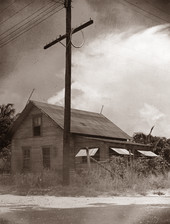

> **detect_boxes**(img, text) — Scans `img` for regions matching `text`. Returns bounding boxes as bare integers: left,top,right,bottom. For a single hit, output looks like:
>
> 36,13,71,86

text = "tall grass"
0,157,169,196
70,166,170,196
69,156,170,196
0,170,62,195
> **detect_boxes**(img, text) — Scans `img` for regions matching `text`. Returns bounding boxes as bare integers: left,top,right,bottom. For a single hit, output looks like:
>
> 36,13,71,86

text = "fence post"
86,148,91,171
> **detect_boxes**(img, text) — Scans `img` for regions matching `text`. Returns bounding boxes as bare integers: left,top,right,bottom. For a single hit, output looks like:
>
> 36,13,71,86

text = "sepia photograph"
0,0,170,223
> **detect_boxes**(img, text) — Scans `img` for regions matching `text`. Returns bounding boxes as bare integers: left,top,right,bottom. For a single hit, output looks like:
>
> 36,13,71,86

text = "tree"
133,131,170,165
0,104,15,151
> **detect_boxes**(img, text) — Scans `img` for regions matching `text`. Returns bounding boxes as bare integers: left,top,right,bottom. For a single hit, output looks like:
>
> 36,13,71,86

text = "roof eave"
71,132,130,141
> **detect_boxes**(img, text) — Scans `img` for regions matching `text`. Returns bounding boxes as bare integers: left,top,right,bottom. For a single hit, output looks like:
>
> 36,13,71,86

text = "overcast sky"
0,0,170,137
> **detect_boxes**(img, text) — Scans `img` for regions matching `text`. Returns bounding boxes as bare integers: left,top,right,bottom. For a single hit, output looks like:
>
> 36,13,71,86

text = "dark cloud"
85,0,170,31
0,0,170,116
0,0,66,111
149,0,170,14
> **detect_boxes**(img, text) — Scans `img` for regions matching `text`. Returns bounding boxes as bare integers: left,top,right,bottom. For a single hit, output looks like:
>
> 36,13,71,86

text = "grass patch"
0,218,14,224
0,157,170,196
69,168,170,196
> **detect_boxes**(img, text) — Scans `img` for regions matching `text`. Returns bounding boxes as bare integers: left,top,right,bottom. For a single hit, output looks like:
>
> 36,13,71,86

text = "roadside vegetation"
0,104,170,196
0,104,16,173
0,155,169,196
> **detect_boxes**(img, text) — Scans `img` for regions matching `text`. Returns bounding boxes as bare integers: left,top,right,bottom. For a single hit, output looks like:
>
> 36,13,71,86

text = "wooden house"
10,101,151,173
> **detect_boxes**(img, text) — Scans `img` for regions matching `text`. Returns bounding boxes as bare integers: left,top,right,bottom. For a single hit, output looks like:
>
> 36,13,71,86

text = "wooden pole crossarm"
44,19,93,49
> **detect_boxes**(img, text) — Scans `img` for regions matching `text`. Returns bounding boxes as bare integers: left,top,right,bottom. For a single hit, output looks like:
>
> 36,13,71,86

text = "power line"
1,1,168,49
0,6,64,48
145,0,170,16
120,0,170,24
0,0,16,14
113,0,160,25
0,5,64,48
0,1,59,37
0,0,34,26
0,1,60,40
0,4,63,45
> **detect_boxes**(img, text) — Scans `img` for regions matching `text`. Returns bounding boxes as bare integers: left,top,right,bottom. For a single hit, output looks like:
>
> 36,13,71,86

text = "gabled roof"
10,100,131,140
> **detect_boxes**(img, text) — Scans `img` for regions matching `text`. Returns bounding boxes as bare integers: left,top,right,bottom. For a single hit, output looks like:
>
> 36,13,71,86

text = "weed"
0,218,14,224
0,158,170,196
153,191,165,196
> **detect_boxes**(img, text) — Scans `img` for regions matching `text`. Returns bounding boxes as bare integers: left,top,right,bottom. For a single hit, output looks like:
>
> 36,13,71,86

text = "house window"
42,147,50,169
33,115,42,136
23,147,31,171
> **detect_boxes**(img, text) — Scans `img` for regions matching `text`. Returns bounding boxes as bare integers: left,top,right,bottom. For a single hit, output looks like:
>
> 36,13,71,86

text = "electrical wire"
0,1,59,40
0,6,64,48
0,0,64,26
114,1,163,25
0,0,34,26
0,5,64,48
145,0,170,16
120,0,170,24
70,29,85,48
59,27,86,49
0,4,63,46
0,0,16,14
106,0,161,26
1,0,169,50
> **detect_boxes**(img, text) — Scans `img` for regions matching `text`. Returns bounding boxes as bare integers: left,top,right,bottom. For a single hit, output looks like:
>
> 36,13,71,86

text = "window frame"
22,147,31,172
32,114,42,137
42,146,51,169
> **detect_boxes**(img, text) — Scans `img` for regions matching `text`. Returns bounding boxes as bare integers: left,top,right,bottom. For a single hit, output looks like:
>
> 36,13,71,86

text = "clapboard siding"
13,107,60,139
74,135,108,162
74,135,152,169
11,107,63,173
11,102,151,174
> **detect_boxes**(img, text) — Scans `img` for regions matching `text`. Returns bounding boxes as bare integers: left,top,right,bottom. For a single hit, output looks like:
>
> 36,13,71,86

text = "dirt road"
0,195,170,224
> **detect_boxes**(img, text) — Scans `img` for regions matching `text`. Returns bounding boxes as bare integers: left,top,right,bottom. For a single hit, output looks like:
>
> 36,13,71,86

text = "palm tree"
0,104,15,120
133,127,170,164
133,126,155,145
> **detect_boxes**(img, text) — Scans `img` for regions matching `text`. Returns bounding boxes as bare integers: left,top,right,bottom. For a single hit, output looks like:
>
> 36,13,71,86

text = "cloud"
85,0,170,31
48,88,65,106
139,103,165,126
48,24,170,137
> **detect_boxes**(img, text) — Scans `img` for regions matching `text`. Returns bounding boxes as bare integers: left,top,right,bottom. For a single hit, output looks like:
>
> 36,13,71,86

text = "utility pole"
44,0,93,185
62,0,71,186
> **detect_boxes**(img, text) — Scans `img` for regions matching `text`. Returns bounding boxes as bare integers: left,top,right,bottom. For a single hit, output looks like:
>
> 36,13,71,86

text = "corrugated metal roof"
30,101,131,140
80,136,150,146
138,150,158,157
111,148,132,155
76,148,99,157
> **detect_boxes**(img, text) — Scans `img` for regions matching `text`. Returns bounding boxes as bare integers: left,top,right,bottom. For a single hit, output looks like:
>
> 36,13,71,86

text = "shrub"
132,156,169,176
0,157,169,196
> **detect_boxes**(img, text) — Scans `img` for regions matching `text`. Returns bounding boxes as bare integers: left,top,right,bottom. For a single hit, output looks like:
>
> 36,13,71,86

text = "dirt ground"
0,193,170,224
0,194,170,210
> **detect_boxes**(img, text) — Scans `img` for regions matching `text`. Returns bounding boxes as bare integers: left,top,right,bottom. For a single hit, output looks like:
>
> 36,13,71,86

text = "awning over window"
75,148,99,157
137,150,158,157
111,148,133,155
